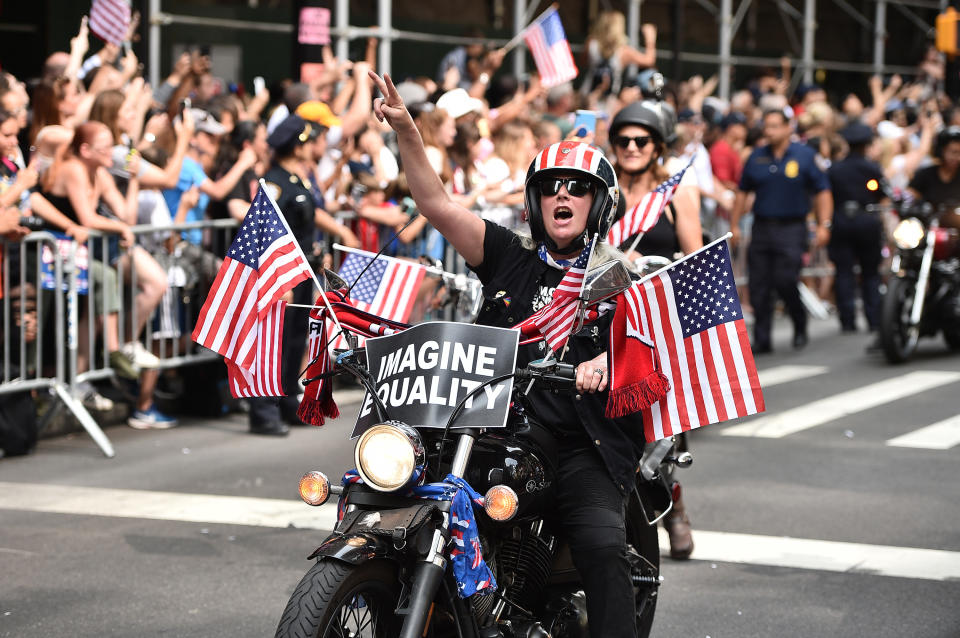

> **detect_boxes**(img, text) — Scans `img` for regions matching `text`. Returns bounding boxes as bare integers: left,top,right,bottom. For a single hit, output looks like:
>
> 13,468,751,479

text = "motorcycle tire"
275,559,401,638
626,494,661,638
879,276,920,364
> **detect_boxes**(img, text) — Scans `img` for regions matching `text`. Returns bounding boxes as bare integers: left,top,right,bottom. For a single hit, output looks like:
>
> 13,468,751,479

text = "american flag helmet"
524,141,619,252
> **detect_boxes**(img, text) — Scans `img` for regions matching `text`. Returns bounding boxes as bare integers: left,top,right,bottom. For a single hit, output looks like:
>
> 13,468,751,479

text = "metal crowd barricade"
0,219,241,458
0,232,115,457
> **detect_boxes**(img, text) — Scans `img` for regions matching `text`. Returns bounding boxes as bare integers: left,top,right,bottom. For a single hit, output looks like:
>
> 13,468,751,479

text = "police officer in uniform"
731,108,833,353
248,115,320,436
827,122,885,334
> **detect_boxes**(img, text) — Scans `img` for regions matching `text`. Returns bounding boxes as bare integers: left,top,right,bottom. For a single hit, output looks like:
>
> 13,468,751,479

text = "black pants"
828,216,883,331
555,442,636,638
748,219,808,349
248,279,313,427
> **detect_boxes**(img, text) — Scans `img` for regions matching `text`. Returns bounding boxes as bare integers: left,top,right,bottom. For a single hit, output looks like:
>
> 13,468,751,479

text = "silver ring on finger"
594,368,604,376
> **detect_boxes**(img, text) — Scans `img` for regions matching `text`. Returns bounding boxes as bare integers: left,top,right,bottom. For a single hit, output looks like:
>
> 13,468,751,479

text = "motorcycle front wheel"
275,559,401,638
879,276,920,364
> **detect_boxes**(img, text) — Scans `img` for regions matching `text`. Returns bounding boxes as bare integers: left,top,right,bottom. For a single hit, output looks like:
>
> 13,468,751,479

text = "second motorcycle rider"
371,70,643,638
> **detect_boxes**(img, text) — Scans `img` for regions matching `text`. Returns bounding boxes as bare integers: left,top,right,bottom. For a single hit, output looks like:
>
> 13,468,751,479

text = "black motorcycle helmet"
524,141,619,254
609,101,674,175
609,100,672,146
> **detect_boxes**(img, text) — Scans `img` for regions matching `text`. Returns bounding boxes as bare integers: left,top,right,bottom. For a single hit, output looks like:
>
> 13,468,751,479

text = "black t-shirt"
469,221,645,493
624,206,680,258
208,168,257,220
909,165,960,209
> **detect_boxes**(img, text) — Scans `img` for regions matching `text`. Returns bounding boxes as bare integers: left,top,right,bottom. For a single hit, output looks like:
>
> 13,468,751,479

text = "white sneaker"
75,381,114,411
127,405,178,429
122,341,160,369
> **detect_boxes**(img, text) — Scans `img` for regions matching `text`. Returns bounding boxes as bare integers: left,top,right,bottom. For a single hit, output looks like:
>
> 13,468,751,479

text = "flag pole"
258,178,346,337
636,232,733,287
501,2,559,54
624,156,697,255
333,242,448,279
558,232,599,362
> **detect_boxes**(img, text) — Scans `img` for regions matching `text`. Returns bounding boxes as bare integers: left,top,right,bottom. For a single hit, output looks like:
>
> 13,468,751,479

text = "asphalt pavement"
1,315,959,638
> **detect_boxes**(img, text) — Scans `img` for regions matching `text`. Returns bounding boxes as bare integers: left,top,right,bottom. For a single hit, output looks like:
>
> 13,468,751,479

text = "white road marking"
757,365,828,388
722,370,960,438
886,414,960,450
656,528,960,582
2,482,958,582
0,482,337,531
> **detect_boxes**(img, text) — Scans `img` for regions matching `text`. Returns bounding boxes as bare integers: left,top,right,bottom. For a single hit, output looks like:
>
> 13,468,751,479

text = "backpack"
0,390,38,457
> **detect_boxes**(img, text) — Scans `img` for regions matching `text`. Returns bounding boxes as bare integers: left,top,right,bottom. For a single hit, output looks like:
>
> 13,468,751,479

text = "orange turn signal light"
483,485,519,521
299,471,331,506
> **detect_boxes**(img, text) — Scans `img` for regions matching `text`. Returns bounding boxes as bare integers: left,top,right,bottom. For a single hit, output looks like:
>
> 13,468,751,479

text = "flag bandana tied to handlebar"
337,471,497,598
412,475,497,598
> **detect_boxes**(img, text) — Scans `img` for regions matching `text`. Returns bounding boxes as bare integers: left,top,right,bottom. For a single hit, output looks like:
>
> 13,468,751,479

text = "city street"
1,317,958,638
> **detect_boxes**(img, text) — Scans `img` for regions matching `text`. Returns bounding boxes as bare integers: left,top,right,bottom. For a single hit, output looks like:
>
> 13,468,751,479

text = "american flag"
514,236,595,352
606,160,692,249
630,240,764,441
523,7,578,88
192,186,312,377
225,300,286,398
337,250,426,322
89,0,131,46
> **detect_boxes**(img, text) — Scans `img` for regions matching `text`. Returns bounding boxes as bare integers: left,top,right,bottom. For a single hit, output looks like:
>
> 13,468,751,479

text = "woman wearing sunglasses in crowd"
370,70,644,638
609,99,701,561
609,100,702,262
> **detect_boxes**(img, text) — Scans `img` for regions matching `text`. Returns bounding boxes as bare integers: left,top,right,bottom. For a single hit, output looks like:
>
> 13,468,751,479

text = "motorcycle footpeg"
666,452,693,468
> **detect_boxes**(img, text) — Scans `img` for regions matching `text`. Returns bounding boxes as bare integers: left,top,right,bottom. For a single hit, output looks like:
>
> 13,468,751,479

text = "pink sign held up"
298,7,331,45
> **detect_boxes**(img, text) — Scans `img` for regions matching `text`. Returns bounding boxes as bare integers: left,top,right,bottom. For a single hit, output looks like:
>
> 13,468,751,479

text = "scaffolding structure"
147,0,948,100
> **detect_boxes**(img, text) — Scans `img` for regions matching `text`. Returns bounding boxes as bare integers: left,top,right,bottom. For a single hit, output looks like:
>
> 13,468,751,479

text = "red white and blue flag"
626,240,764,441
413,475,496,597
225,301,286,398
192,186,312,396
89,0,131,46
523,7,578,88
606,160,692,249
513,236,595,352
337,250,425,322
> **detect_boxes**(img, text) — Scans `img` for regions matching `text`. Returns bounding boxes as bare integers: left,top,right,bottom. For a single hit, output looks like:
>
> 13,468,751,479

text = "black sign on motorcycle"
352,322,519,437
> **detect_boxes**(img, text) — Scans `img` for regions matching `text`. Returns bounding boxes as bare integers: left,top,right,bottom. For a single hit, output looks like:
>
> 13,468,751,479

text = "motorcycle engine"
495,524,556,612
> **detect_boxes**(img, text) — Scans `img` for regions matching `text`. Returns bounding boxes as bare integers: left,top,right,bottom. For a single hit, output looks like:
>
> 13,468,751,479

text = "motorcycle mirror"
322,268,348,292
581,260,633,305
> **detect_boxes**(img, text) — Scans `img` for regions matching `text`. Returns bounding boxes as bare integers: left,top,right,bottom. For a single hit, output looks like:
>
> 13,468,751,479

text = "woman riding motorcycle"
370,70,643,638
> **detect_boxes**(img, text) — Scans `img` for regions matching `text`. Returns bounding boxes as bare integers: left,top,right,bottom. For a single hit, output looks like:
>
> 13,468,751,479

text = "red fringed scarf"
605,290,671,420
297,305,339,426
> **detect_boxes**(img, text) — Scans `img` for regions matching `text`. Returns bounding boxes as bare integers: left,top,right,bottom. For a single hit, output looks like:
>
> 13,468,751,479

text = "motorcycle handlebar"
515,359,577,389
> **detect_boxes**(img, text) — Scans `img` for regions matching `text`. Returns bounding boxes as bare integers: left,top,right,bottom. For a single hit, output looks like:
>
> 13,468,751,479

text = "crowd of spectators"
0,8,955,451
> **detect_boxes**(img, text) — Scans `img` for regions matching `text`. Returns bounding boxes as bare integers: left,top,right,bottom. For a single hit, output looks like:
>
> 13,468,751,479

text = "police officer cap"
840,122,874,146
267,114,313,151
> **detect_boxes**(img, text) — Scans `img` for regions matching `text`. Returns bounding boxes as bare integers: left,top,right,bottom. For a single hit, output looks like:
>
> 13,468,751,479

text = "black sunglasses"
538,177,594,197
613,135,654,150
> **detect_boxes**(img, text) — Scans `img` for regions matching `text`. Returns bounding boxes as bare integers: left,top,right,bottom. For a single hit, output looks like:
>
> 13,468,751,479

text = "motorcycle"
880,201,960,363
275,261,692,638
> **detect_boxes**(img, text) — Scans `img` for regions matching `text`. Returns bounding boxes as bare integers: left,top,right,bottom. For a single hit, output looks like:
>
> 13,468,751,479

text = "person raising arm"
370,71,486,267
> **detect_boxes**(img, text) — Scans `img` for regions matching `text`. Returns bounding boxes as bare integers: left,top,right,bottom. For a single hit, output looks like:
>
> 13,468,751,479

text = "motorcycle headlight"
354,422,424,492
893,218,925,250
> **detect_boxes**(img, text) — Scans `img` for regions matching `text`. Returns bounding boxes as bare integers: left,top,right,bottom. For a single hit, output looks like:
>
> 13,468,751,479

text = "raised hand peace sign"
368,71,415,134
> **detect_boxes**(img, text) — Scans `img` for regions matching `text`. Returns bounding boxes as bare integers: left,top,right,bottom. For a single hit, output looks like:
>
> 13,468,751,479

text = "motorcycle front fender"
307,532,396,565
